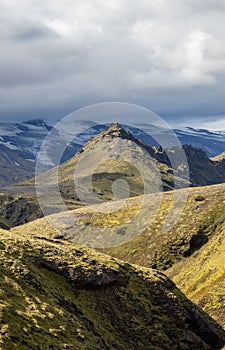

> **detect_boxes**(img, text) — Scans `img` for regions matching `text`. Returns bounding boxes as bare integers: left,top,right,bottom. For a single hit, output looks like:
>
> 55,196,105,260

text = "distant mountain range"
0,119,81,167
0,118,225,187
0,118,225,163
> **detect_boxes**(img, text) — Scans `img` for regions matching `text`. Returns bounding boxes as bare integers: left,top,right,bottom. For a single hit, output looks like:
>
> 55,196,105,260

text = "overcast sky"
1,0,225,128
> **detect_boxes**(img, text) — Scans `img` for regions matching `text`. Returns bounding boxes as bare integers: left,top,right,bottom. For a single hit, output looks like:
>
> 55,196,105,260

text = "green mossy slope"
167,227,225,329
0,228,225,349
104,183,225,269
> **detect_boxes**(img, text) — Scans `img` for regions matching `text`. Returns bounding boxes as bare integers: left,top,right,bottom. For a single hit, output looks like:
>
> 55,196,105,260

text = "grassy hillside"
0,227,225,349
105,183,225,269
167,226,225,329
12,182,225,334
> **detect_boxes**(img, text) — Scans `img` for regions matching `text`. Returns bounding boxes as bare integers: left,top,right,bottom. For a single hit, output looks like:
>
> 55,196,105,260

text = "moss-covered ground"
0,228,224,349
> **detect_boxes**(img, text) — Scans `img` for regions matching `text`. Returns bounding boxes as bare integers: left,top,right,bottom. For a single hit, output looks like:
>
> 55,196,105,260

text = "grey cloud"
0,0,225,128
13,24,57,41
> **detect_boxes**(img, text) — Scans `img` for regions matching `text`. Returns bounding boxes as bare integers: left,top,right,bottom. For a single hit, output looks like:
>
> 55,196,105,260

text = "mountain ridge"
32,121,187,214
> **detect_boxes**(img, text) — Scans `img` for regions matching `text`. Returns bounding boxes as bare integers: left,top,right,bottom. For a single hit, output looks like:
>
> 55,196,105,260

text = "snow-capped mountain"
174,127,225,158
64,123,225,158
0,119,225,179
0,119,225,164
0,118,225,186
0,119,52,161
0,119,87,169
0,144,35,186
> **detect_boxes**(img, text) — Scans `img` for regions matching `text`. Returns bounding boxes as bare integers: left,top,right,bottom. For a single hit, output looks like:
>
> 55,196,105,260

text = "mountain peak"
108,121,121,129
74,121,140,158
105,121,126,133
98,122,135,141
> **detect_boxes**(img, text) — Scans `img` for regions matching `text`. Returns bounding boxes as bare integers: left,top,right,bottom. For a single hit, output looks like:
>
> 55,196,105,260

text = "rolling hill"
0,192,42,228
11,182,225,269
1,121,225,346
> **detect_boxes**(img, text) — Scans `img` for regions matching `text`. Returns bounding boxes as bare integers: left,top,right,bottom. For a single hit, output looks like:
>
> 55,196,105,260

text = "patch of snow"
25,158,35,162
3,142,20,150
3,152,10,160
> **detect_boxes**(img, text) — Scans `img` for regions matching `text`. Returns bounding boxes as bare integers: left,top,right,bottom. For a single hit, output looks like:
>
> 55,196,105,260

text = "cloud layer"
1,0,225,127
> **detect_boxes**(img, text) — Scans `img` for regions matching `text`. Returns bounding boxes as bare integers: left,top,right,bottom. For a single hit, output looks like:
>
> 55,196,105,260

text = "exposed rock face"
35,256,125,288
181,145,225,186
0,228,225,349
212,151,225,180
0,193,42,229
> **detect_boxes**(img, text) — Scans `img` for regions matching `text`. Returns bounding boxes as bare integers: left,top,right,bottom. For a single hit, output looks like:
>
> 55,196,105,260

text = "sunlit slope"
211,151,225,162
11,183,225,271
105,183,225,269
167,226,225,329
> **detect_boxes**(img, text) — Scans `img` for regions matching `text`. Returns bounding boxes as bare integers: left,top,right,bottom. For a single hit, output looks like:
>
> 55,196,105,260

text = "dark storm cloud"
13,24,57,41
0,0,225,128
